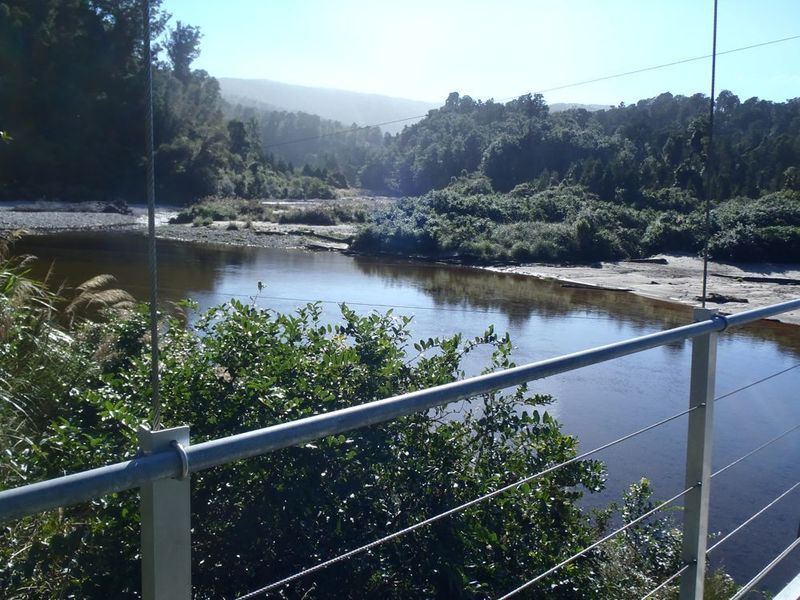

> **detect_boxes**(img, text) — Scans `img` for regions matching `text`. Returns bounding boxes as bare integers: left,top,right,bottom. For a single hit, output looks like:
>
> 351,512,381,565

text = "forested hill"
219,78,438,135
228,103,385,186
0,0,336,203
360,91,800,200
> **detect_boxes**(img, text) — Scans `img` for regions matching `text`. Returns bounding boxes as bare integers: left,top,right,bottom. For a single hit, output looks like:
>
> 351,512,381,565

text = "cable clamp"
171,440,189,480
713,314,729,332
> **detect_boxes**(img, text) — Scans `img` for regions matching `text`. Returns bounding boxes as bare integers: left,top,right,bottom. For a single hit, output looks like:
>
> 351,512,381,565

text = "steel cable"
640,563,691,599
714,363,800,403
707,479,800,554
711,422,800,480
701,0,719,307
234,406,696,599
729,536,800,600
143,0,161,430
497,484,697,600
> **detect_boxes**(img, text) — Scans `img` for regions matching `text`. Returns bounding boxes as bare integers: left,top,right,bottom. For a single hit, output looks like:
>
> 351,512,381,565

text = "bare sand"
487,255,800,325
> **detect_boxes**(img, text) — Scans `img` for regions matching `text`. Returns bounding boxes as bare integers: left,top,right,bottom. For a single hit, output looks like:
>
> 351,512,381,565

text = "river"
15,231,800,593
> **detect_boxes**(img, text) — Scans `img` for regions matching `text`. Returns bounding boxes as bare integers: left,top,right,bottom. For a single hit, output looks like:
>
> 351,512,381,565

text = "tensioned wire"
143,0,161,430
639,428,800,598
707,478,800,555
233,363,799,598
713,363,800,404
234,405,698,599
261,33,800,150
701,0,719,308
496,484,698,600
710,422,800,480
505,422,800,598
730,536,800,600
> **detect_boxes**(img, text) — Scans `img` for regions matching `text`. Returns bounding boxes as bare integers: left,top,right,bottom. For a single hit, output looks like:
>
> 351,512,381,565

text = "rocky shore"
488,256,800,325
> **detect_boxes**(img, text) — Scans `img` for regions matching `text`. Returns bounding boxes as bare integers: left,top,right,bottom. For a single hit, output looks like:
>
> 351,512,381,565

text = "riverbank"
3,206,798,325
487,256,800,325
0,204,354,251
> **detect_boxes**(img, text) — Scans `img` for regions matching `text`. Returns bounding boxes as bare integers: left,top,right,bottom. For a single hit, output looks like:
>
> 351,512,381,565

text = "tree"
166,21,202,82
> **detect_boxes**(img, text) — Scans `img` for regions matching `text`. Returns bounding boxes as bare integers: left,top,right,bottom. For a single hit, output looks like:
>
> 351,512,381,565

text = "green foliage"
0,252,613,597
0,0,334,204
229,105,383,187
708,191,800,261
356,90,800,206
278,202,368,225
354,184,656,263
172,197,269,224
354,182,799,263
172,198,369,226
0,248,748,598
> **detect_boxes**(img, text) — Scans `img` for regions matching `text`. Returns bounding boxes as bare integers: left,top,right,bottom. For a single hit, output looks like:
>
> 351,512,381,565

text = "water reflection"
16,232,261,305
352,255,800,358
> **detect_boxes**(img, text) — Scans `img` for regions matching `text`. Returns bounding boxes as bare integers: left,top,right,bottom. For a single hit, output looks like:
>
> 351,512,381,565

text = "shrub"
278,205,337,225
2,293,609,598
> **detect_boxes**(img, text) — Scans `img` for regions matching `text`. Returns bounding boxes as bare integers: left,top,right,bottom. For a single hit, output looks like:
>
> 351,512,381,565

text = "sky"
159,0,800,107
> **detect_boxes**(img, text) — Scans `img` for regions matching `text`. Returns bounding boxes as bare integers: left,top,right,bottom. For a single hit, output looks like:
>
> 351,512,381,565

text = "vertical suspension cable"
143,0,161,430
701,0,718,308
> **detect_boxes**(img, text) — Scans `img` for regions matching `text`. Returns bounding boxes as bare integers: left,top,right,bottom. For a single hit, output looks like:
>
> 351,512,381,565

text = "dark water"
15,232,800,593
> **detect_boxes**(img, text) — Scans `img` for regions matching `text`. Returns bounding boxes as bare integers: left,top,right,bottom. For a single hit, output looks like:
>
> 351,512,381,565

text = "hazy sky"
160,0,800,107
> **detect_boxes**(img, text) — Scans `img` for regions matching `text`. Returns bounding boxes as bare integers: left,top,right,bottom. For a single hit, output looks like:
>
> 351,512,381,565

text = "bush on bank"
0,246,735,599
352,184,800,264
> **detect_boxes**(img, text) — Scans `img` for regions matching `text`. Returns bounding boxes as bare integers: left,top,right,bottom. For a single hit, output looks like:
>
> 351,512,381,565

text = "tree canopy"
0,0,335,203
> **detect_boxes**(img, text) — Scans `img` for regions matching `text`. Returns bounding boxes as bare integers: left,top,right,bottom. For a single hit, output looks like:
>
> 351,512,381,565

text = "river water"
15,231,800,593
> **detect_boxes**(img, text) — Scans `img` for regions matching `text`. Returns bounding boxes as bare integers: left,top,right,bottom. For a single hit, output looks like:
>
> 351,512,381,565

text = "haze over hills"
219,78,439,134
220,78,611,135
550,102,612,112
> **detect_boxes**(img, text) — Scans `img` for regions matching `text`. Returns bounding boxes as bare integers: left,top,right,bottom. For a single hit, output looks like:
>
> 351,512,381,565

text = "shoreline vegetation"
2,194,799,326
0,232,741,598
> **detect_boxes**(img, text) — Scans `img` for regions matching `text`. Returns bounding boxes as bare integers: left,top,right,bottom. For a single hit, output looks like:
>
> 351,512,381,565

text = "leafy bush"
278,206,337,225
354,184,649,263
708,192,800,261
172,197,272,224
2,273,610,597
0,249,743,598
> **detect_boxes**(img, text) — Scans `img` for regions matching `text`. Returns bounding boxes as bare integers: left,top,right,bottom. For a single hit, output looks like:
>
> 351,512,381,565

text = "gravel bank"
0,210,141,231
0,209,353,251
488,256,800,325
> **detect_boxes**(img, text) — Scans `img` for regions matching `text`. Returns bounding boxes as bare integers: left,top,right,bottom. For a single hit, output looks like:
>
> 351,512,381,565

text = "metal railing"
1,299,800,599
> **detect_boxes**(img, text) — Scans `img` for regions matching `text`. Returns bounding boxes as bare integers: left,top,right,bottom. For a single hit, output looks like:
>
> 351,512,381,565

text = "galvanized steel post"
138,425,191,600
679,308,718,599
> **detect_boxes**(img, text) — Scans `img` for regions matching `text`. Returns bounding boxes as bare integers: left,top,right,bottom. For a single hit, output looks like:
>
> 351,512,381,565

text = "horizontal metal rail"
1,298,799,524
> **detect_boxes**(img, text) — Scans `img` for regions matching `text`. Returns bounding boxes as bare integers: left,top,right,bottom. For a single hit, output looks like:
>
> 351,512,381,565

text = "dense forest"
347,92,800,263
228,103,385,186
0,0,336,203
359,90,800,200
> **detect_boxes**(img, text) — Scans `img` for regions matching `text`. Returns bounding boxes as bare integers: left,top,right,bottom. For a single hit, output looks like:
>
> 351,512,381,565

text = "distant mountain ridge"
550,102,612,112
219,77,611,134
219,78,439,134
